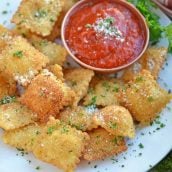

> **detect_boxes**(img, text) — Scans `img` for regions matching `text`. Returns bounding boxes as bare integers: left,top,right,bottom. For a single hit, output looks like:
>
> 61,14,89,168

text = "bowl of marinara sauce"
61,0,149,73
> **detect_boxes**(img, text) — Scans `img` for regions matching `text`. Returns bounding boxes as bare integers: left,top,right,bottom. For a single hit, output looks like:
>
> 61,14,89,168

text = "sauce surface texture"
65,0,146,69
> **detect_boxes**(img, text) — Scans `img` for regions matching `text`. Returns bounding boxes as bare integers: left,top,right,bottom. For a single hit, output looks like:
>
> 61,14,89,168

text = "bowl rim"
61,0,150,73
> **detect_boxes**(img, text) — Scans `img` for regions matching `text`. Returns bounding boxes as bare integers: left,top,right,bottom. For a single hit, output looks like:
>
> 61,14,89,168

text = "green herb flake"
61,125,69,134
89,96,97,106
0,96,16,105
102,81,111,91
138,143,144,149
105,17,115,25
113,84,119,92
50,18,55,22
16,148,28,156
109,122,117,129
13,51,23,58
35,166,40,170
94,165,98,168
47,126,56,135
34,10,47,19
2,10,8,14
136,76,143,82
147,96,154,102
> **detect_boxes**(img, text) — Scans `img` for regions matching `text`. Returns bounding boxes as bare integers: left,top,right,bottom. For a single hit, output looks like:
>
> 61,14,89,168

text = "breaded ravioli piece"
120,70,171,124
59,105,98,131
122,47,167,81
0,101,37,130
20,70,75,122
12,0,63,36
33,118,89,172
83,128,127,161
0,36,49,86
64,68,94,105
84,78,123,106
94,106,135,138
3,124,42,152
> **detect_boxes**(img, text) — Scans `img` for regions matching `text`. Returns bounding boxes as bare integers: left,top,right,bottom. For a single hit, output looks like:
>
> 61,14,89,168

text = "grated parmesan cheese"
14,69,37,86
86,16,124,42
85,105,98,114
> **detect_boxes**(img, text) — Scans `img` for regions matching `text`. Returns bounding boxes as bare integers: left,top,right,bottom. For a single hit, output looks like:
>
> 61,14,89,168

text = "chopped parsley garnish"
47,126,56,134
89,96,97,106
50,18,55,22
39,40,48,46
2,10,8,14
16,148,28,156
0,96,16,105
109,122,117,129
61,125,69,134
36,131,40,135
35,166,40,170
136,76,143,82
138,143,144,149
34,9,47,19
113,84,119,92
147,96,154,102
105,17,115,25
13,51,23,58
102,81,111,91
94,165,98,168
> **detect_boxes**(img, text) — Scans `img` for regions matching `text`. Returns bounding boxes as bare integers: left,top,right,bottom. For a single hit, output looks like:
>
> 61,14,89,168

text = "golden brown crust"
0,36,49,86
83,128,127,161
33,118,89,172
3,123,42,152
20,70,75,122
0,25,14,51
120,70,171,124
0,75,17,99
59,106,98,131
0,102,37,130
94,105,135,138
12,0,63,36
84,78,123,106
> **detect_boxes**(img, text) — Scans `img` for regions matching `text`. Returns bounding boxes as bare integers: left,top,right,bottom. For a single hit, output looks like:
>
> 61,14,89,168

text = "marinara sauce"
65,1,146,69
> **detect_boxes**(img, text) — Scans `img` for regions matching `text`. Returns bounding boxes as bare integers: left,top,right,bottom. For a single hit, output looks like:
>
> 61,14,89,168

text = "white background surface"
0,1,172,172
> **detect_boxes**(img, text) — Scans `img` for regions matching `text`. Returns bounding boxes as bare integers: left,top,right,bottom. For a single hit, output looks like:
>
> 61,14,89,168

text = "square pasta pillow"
120,70,171,125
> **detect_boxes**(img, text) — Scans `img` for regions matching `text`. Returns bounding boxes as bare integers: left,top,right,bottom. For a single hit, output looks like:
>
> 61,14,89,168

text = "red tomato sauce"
65,1,146,69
